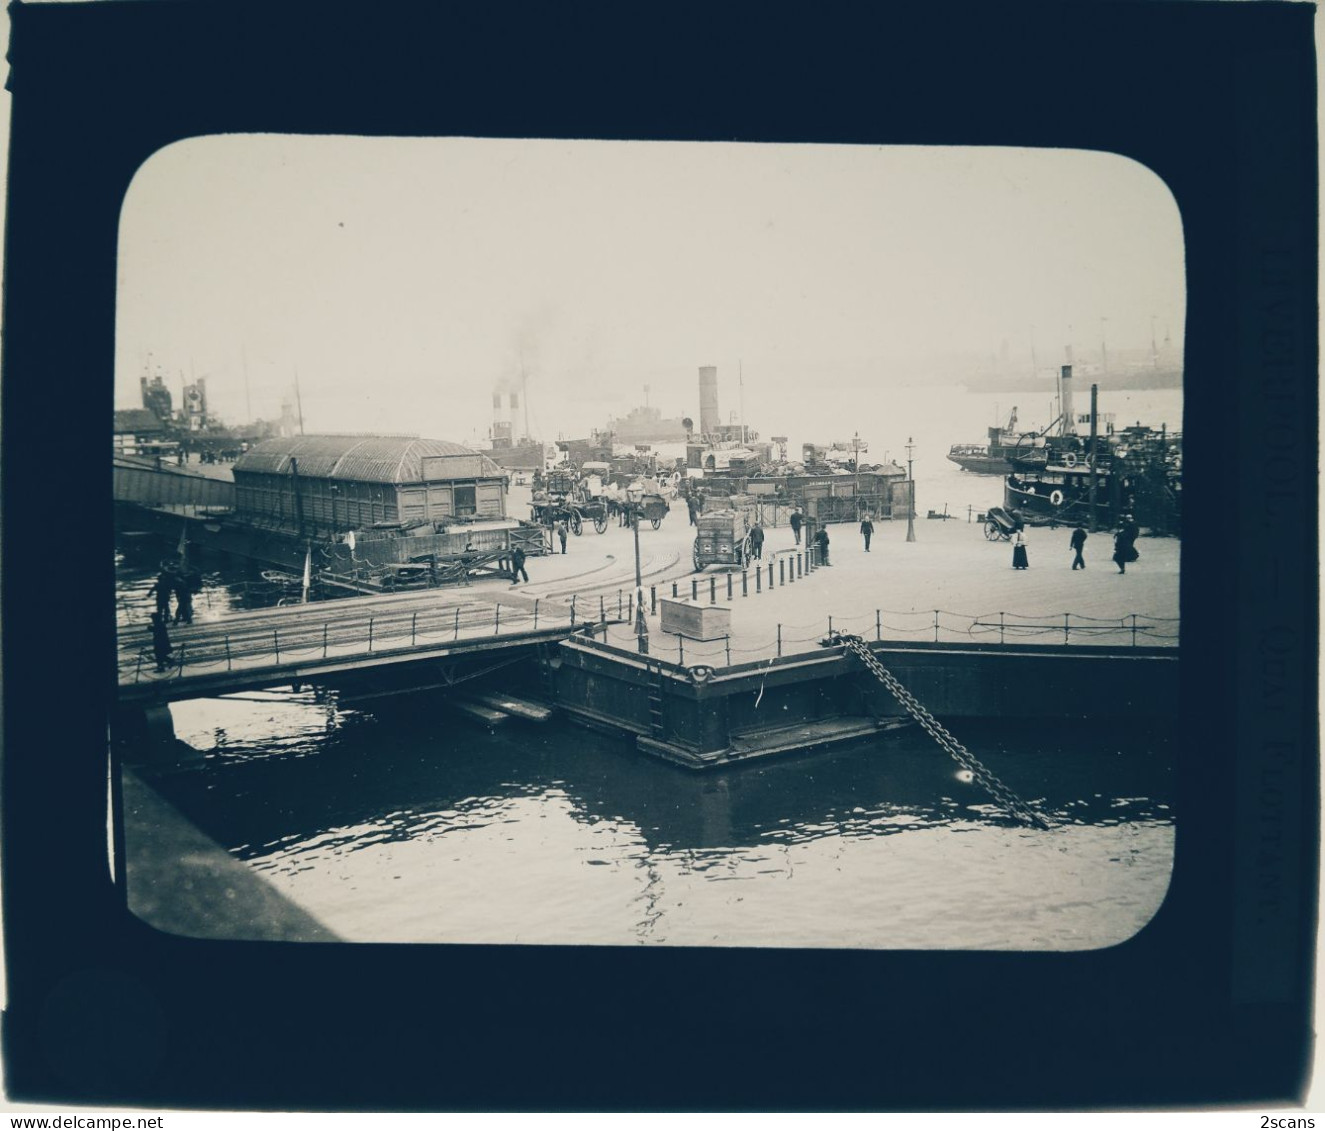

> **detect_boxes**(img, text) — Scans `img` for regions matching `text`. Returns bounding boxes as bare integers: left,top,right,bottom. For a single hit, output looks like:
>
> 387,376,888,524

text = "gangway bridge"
116,586,604,707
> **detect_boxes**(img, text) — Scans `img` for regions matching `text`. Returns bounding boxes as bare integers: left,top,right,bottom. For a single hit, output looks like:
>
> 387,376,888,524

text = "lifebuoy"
1049,489,1064,507
688,665,715,684
1063,453,1077,468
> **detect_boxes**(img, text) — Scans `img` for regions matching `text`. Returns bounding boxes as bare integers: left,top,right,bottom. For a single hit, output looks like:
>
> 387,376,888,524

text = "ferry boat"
1002,371,1180,534
947,407,1035,475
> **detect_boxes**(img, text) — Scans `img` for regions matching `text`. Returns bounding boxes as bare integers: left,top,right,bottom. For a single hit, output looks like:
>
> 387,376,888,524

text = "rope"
830,633,1054,830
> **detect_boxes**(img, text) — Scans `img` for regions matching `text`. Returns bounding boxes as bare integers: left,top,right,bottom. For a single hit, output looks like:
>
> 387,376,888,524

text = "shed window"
454,484,477,515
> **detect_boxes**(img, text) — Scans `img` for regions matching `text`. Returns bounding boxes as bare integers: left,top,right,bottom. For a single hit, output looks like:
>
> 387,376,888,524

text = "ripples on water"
146,692,1176,952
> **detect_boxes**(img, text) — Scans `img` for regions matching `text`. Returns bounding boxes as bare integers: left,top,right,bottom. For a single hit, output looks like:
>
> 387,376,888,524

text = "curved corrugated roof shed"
234,435,502,484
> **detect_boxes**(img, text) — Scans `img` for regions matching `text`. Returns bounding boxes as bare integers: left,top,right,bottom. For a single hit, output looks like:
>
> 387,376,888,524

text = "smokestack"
698,366,719,437
1061,365,1076,435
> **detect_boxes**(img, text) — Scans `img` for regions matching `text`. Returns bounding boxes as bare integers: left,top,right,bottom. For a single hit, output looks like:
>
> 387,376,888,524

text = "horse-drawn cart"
693,509,752,571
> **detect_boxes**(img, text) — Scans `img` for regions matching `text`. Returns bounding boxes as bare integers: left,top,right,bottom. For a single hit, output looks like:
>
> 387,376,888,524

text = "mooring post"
742,571,748,597
726,573,733,600
710,576,716,604
725,635,731,665
777,624,782,657
226,634,232,671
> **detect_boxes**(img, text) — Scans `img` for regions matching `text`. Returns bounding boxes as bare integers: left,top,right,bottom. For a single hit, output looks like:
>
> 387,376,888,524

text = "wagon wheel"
692,541,703,572
983,520,1002,541
593,512,608,534
571,511,583,536
649,515,662,530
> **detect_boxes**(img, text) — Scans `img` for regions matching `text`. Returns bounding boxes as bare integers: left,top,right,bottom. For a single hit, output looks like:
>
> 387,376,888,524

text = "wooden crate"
659,598,732,641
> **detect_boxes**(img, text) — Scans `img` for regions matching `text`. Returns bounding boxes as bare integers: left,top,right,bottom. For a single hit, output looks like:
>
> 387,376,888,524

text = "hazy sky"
116,136,1185,445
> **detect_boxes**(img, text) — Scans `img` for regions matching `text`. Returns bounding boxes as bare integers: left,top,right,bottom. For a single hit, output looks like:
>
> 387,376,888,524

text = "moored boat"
947,407,1036,474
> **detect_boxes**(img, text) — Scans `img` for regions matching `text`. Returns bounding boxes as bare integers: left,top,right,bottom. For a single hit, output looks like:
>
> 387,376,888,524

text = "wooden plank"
452,700,509,726
472,693,553,722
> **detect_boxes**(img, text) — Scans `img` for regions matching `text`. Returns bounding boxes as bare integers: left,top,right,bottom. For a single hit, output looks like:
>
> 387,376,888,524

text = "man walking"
860,514,874,552
789,507,803,545
510,545,529,585
1112,514,1140,575
1069,526,1087,570
749,522,765,561
556,521,568,554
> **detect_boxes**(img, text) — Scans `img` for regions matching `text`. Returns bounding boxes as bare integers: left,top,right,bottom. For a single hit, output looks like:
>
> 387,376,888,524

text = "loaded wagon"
692,509,752,571
637,492,670,530
529,465,609,535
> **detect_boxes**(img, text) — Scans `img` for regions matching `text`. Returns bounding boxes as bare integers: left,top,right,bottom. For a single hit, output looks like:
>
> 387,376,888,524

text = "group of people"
1065,514,1141,574
146,559,202,672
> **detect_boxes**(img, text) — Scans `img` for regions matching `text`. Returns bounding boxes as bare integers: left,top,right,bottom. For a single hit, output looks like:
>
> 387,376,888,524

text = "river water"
118,382,1180,952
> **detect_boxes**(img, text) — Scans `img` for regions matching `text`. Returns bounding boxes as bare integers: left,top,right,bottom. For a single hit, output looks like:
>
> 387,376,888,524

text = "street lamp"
905,436,916,543
627,486,650,655
852,431,861,520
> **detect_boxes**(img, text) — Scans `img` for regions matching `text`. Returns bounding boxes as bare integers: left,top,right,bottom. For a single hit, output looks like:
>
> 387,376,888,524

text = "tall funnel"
1060,365,1076,435
698,366,720,437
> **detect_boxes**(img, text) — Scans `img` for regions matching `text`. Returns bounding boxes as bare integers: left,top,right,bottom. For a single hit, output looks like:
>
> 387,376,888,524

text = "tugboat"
1003,367,1181,534
947,407,1036,474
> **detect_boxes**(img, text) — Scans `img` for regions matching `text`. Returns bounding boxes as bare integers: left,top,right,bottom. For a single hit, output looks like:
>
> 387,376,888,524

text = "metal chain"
832,633,1054,830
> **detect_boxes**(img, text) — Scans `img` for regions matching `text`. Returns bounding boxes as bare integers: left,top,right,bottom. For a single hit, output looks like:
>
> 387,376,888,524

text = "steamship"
1003,366,1181,535
947,407,1036,475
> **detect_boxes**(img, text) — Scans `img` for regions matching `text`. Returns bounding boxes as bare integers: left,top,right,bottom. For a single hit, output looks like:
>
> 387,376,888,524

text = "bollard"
678,635,685,665
725,635,731,665
726,573,733,600
710,576,716,605
1064,613,1071,645
368,617,374,651
226,634,233,671
570,595,577,626
628,592,634,621
829,615,833,636
495,605,501,634
999,611,1005,645
1131,613,1138,646
798,554,803,579
788,556,795,583
274,630,281,663
618,591,623,619
692,578,699,601
455,607,461,639
876,609,881,641
534,599,540,629
672,581,678,598
742,571,748,597
600,595,606,622
933,610,939,642
768,562,774,588
651,586,657,614
777,624,782,657
323,624,328,658
756,568,762,593
779,558,785,586
411,612,417,645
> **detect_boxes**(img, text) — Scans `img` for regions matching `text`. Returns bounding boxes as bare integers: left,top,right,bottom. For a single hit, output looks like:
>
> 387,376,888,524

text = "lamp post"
628,487,649,655
852,431,861,520
905,436,916,543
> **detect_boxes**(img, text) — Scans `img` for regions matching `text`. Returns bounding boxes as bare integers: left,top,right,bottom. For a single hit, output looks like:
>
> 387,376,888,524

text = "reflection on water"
141,692,1176,951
